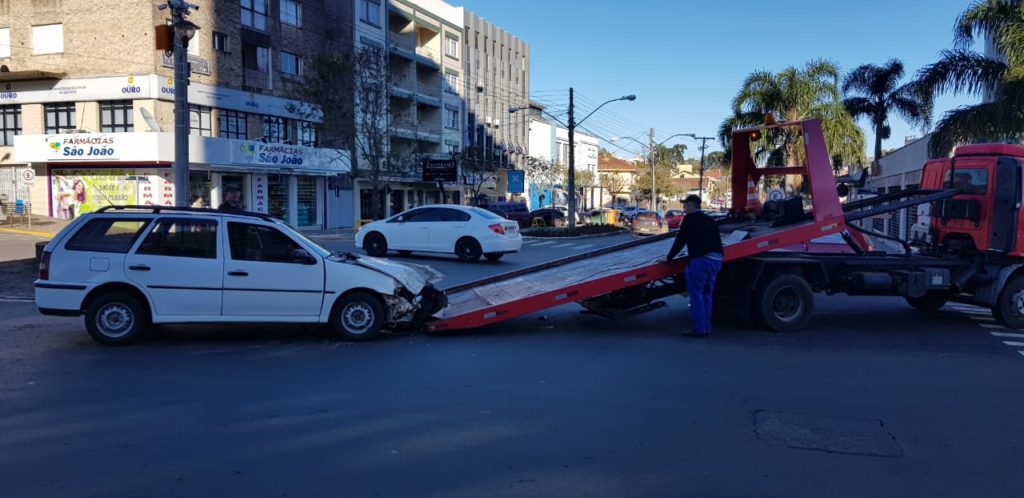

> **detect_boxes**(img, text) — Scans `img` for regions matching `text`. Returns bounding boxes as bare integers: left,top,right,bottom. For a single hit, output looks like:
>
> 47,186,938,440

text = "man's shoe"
682,330,710,338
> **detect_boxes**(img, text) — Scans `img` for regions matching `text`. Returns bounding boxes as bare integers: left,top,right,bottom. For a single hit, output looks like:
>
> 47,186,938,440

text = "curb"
0,228,55,239
522,230,630,241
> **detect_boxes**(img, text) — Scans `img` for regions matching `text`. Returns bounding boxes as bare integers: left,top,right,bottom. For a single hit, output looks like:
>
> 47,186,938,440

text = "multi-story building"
527,116,599,210
459,7,529,201
0,0,360,229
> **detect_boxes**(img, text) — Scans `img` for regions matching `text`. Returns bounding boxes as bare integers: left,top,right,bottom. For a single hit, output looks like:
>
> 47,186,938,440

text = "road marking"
531,241,555,246
972,316,997,322
950,304,987,312
551,243,572,249
1019,351,1024,358
1002,341,1024,347
980,323,1006,329
0,297,33,303
958,308,991,316
991,331,1024,339
0,228,53,239
576,244,594,250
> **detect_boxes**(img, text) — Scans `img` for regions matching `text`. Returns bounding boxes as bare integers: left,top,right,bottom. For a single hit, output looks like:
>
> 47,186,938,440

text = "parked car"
618,206,650,225
528,208,566,228
482,202,532,227
34,206,444,346
664,209,685,229
630,211,666,236
357,205,522,262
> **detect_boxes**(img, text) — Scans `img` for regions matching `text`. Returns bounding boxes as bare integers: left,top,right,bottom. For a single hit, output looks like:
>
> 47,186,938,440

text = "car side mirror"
291,248,317,265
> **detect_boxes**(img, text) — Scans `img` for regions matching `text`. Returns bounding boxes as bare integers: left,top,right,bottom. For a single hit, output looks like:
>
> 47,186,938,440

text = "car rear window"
471,207,503,220
65,218,150,254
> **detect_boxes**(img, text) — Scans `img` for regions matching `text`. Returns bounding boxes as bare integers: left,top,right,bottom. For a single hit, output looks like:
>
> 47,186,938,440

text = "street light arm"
577,95,636,127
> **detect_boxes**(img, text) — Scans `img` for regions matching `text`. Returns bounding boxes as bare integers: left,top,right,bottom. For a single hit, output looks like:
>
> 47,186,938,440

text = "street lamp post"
511,90,635,232
612,132,690,212
683,134,716,199
160,0,199,207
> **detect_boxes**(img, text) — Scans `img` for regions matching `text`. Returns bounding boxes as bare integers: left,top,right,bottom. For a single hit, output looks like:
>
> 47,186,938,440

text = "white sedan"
356,205,522,262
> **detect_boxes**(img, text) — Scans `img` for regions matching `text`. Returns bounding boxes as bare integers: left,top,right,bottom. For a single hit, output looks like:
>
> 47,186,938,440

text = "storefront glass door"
267,174,288,220
221,175,245,210
296,176,318,227
189,171,211,208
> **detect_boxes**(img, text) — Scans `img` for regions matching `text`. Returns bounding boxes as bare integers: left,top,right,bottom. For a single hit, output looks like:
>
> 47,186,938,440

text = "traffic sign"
767,188,785,201
21,168,35,184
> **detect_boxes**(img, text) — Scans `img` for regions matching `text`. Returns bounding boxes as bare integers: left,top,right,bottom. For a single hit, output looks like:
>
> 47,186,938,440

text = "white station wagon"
35,206,445,346
355,205,522,262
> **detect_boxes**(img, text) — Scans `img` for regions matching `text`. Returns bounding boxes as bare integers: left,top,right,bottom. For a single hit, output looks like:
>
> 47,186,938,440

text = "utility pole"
568,87,576,232
160,0,199,207
649,128,656,212
692,135,715,199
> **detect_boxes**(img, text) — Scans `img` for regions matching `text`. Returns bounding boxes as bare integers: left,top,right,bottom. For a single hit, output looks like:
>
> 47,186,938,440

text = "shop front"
15,133,351,230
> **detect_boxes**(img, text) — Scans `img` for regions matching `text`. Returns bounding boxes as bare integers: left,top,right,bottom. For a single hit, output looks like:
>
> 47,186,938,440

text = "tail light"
488,223,506,235
39,251,51,280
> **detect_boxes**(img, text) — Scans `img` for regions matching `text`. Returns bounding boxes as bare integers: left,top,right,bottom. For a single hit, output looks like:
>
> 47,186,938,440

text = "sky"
464,0,981,160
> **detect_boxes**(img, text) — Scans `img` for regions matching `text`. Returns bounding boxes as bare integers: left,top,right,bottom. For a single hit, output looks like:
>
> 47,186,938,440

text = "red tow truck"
426,119,1024,333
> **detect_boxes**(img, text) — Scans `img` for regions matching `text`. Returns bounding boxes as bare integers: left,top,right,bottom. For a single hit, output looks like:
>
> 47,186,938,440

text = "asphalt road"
2,232,1024,497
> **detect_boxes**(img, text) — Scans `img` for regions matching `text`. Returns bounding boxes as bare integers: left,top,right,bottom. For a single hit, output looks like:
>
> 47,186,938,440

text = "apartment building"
0,0,362,229
527,116,599,210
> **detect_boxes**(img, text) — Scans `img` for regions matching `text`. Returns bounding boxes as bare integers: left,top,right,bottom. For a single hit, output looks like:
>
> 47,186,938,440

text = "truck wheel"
330,292,385,341
753,274,815,332
994,275,1024,329
905,293,948,312
364,233,387,257
85,292,149,346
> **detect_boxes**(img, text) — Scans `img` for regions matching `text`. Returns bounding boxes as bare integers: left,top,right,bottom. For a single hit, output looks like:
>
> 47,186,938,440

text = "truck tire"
329,292,385,341
752,274,815,332
905,293,948,312
85,292,149,346
994,275,1024,329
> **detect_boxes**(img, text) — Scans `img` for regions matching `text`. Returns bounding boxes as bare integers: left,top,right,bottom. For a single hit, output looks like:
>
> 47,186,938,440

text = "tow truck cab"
917,144,1024,258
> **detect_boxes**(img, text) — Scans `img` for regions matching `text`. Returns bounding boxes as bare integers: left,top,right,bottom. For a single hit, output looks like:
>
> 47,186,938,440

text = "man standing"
665,195,724,337
218,189,244,212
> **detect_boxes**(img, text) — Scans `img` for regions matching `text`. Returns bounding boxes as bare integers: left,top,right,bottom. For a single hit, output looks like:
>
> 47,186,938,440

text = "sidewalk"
0,216,70,239
302,227,356,242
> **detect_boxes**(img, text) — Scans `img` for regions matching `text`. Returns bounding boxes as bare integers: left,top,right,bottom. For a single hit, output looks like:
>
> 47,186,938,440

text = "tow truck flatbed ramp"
428,217,842,332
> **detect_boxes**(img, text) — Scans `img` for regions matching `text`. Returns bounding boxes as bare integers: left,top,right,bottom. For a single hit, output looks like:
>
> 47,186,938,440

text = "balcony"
242,68,272,92
415,82,442,107
389,38,417,61
414,46,440,68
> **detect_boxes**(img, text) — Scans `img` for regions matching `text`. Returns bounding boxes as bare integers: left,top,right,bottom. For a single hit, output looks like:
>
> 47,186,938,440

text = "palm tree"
914,0,1024,157
842,59,930,168
720,60,865,180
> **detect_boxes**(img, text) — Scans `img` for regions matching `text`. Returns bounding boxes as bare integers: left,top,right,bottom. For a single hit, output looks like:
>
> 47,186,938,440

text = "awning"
0,69,65,82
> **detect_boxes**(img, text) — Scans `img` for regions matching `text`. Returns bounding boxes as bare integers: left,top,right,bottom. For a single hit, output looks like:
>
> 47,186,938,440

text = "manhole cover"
753,410,903,457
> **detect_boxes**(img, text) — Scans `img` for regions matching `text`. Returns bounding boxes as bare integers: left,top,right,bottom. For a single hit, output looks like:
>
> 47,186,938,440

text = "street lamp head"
174,19,199,41
508,106,521,114
623,95,637,101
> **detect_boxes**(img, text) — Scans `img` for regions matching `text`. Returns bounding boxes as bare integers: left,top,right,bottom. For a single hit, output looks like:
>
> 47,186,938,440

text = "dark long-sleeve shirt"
666,210,724,260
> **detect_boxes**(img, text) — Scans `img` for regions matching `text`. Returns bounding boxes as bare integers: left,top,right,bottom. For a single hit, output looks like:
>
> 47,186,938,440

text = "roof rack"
96,205,278,222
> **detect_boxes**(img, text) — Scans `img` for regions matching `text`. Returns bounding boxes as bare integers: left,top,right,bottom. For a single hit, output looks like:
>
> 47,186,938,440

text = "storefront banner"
157,78,315,121
15,133,169,163
231,140,349,172
251,174,269,214
0,75,155,105
51,168,175,219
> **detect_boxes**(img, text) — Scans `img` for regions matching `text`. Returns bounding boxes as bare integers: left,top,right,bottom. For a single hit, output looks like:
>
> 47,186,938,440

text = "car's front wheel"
330,292,385,341
364,232,388,257
85,292,149,346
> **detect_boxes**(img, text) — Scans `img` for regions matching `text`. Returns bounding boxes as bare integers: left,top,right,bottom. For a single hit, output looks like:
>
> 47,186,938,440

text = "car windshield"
471,207,503,220
278,220,332,257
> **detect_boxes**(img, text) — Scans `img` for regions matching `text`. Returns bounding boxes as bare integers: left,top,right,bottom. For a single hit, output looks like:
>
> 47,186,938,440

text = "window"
219,109,248,139
100,101,134,133
240,0,268,31
280,51,302,77
32,24,63,55
447,144,459,155
281,0,302,27
137,219,218,259
389,208,433,223
228,222,305,263
431,208,471,222
213,32,228,52
66,219,150,254
945,168,989,195
189,105,212,137
444,72,458,94
295,121,317,147
0,28,10,58
445,35,459,59
445,109,458,129
44,103,76,134
0,105,21,146
360,0,381,26
263,115,287,143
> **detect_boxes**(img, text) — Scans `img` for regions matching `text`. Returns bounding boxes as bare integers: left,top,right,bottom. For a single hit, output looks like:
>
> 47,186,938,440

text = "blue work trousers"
685,255,722,334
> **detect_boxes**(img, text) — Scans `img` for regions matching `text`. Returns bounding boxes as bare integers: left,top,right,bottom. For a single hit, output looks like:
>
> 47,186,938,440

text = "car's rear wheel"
85,292,149,346
484,253,504,262
364,232,388,257
456,238,482,262
330,292,385,341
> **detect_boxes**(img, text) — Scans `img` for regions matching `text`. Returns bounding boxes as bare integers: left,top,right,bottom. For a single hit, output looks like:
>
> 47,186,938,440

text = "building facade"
0,0,358,229
527,117,599,210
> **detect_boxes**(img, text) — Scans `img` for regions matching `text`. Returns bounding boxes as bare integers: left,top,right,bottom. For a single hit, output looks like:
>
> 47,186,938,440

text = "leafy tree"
842,59,930,166
653,143,687,167
719,60,866,187
523,156,563,192
599,172,632,204
633,162,681,206
457,146,498,206
914,0,1024,157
